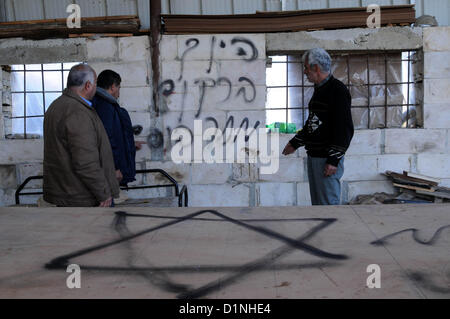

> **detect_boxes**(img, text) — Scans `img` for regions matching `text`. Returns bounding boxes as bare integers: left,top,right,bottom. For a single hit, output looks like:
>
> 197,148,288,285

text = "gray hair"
302,48,332,73
67,64,95,88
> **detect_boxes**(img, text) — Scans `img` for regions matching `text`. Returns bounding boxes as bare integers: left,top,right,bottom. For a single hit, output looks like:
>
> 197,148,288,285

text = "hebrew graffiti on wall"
157,36,263,152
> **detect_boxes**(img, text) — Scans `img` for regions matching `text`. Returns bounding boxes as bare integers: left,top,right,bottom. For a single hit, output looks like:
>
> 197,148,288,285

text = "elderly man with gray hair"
43,64,119,207
283,48,354,205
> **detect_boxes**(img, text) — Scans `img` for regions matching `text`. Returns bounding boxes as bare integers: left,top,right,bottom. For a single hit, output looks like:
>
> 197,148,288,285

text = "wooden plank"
1,204,450,299
68,33,134,38
416,190,450,200
162,5,415,34
403,171,441,184
385,171,439,187
0,16,140,39
392,183,435,192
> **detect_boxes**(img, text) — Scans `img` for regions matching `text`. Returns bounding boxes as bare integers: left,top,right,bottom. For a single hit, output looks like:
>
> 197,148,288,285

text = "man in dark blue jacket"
92,70,145,186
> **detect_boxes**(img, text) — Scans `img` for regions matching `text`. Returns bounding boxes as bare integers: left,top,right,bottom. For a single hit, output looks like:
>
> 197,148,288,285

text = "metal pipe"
150,0,162,117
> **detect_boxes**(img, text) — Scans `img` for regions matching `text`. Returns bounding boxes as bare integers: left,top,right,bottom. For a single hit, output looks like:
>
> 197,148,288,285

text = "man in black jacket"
283,48,354,205
92,70,145,187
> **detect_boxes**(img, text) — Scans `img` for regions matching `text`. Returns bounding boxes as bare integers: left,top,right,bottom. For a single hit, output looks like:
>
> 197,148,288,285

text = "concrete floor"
0,204,449,299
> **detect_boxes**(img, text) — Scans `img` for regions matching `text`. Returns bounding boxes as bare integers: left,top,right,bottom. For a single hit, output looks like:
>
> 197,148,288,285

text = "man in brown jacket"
43,64,120,207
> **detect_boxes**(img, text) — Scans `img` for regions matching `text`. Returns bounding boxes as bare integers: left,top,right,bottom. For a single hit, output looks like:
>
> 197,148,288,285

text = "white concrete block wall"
384,129,447,154
347,181,396,202
2,27,450,207
297,182,312,206
0,36,153,206
189,184,250,207
257,183,296,206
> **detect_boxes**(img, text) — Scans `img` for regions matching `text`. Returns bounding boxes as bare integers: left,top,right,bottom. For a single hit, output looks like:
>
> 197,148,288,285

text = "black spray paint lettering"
231,37,259,62
179,81,188,123
178,36,258,81
178,38,200,81
159,79,175,97
194,77,216,119
217,77,232,102
207,36,216,74
236,77,257,103
371,225,450,246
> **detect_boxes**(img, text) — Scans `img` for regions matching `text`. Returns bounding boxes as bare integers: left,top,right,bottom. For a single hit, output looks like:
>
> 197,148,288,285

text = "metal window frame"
9,63,74,139
266,50,421,130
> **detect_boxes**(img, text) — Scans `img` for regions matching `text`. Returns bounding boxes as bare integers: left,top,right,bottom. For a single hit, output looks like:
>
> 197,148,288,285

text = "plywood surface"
0,204,449,299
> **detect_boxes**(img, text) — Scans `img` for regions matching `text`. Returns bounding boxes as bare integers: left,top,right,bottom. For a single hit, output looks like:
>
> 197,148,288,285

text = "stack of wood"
162,5,416,34
0,15,141,40
384,171,450,203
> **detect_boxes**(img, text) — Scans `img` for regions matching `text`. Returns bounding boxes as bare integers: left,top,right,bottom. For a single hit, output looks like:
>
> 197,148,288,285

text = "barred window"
8,62,80,139
266,51,423,130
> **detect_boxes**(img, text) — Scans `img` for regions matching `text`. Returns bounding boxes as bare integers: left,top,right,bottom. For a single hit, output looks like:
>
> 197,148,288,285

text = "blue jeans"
307,156,344,206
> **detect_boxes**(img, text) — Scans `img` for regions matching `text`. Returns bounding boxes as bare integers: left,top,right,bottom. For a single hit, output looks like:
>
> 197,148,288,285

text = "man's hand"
115,169,123,182
282,143,296,156
99,197,113,207
324,164,337,177
135,141,146,151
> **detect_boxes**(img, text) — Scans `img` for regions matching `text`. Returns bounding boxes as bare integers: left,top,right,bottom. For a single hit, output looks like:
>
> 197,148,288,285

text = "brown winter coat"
43,89,120,207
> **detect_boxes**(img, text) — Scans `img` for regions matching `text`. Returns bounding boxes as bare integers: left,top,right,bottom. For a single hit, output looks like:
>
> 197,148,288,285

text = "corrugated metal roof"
0,0,448,27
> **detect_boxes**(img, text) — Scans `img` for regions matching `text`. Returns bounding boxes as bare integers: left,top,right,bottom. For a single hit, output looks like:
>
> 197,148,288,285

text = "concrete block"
424,103,450,129
0,140,43,164
296,182,311,206
278,134,307,158
162,60,219,84
424,79,450,104
258,158,304,182
119,87,152,112
217,60,266,86
2,90,11,106
17,163,43,189
423,26,450,52
163,110,227,136
346,129,382,155
123,187,168,200
145,161,191,185
267,27,422,52
0,114,4,138
0,188,15,207
377,154,412,175
0,38,87,65
439,179,450,188
118,36,150,62
192,163,232,184
177,34,266,61
86,38,118,61
347,181,396,202
341,155,380,181
90,61,150,87
448,129,450,154
227,111,266,130
0,165,16,188
257,183,296,206
385,129,447,154
424,52,450,79
232,163,259,182
189,184,250,207
417,154,450,179
128,111,151,137
202,85,266,112
162,89,200,113
160,35,178,61
135,141,152,162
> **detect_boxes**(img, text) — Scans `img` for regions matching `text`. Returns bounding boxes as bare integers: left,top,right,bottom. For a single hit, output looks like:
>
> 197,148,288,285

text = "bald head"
67,64,97,100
